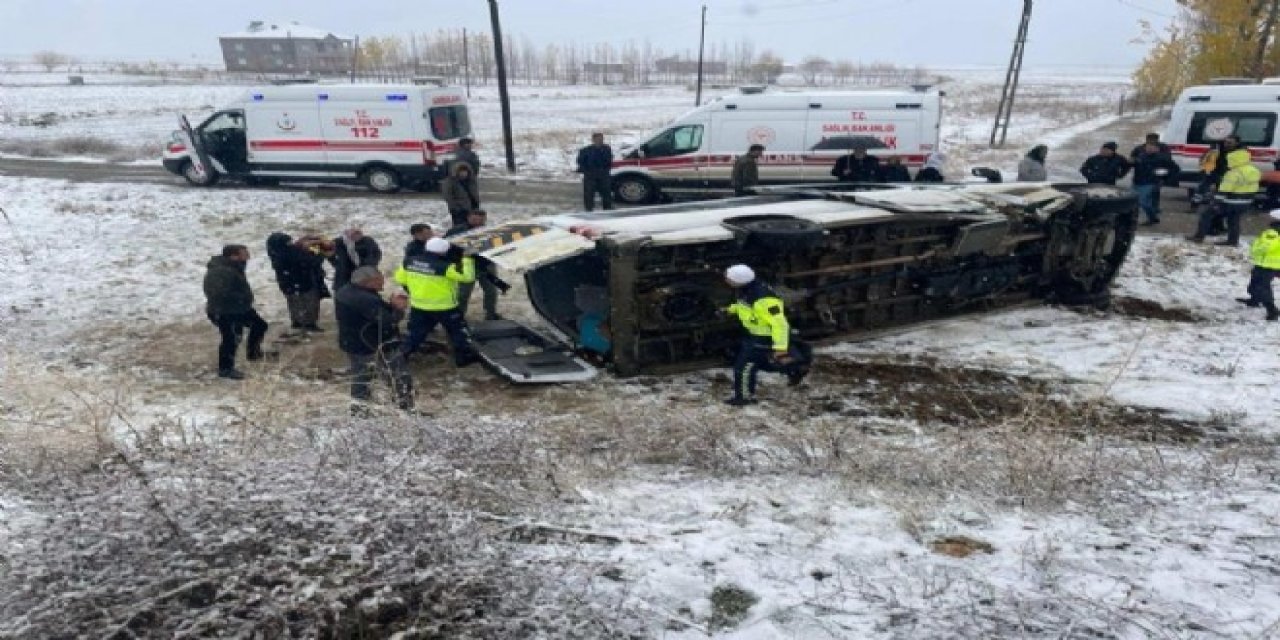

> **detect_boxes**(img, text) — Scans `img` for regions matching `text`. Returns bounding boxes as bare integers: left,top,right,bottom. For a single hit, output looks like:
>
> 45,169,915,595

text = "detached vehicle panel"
454,183,1137,381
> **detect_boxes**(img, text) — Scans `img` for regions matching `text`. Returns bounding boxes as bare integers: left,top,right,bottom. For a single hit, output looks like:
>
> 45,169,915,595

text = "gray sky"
0,0,1179,69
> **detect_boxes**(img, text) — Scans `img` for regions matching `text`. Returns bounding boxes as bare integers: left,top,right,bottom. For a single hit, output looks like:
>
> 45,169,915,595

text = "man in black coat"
203,244,268,379
329,224,382,291
266,232,330,333
877,155,912,183
335,266,414,412
446,209,501,321
831,147,880,182
404,223,433,266
576,132,614,211
1080,141,1132,185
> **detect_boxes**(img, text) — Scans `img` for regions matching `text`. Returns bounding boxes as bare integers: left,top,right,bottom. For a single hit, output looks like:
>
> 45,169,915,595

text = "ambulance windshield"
428,106,471,140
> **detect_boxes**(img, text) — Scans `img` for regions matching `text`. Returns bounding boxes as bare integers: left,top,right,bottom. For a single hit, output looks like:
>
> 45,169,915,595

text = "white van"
1165,83,1280,181
610,86,942,204
162,84,471,192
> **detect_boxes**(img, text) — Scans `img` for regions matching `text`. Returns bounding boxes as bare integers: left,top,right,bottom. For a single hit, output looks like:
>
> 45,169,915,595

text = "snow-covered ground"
1,168,1278,636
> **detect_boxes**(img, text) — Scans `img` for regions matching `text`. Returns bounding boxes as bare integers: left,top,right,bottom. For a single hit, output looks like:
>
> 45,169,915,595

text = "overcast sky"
0,0,1180,69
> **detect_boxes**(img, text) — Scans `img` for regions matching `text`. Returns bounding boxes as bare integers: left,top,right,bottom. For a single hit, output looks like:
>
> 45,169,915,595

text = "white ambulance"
162,84,471,192
1165,83,1280,181
610,86,942,204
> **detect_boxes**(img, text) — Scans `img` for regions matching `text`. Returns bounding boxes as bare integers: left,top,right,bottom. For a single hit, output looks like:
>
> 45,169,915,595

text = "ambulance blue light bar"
318,93,329,101
252,93,264,101
385,94,408,101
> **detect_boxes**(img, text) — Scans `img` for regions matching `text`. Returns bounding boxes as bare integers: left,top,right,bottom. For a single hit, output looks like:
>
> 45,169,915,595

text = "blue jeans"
1133,184,1160,222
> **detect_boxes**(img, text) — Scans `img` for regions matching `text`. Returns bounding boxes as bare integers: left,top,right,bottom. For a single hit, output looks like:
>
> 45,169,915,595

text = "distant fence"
1118,93,1172,117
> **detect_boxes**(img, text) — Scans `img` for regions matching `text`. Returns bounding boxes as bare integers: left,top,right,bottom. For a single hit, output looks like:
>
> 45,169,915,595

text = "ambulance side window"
428,106,471,139
201,112,244,133
643,125,703,158
1188,111,1276,146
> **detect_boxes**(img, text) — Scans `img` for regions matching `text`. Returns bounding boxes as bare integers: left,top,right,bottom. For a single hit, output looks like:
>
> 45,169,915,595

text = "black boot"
724,396,758,407
1237,297,1261,308
218,368,246,380
1266,305,1279,321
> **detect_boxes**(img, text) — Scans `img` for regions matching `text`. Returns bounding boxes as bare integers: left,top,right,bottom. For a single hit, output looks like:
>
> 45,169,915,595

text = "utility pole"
1251,0,1280,80
349,35,360,84
989,0,1032,148
463,28,471,97
695,4,707,106
488,0,516,172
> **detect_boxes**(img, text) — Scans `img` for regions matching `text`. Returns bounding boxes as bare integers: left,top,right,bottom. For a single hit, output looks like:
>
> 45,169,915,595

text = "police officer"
394,237,480,366
722,264,810,406
1238,210,1280,321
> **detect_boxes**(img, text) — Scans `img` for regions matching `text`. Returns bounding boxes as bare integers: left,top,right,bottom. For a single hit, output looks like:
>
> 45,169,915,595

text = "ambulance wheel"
181,160,219,187
363,166,402,193
614,175,656,205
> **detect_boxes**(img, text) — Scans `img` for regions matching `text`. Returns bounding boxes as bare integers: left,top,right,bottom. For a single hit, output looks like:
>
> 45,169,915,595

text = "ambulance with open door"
162,84,470,192
610,86,943,204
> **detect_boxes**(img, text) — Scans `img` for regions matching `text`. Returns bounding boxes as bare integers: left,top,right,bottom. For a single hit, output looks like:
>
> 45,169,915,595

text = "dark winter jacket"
329,235,382,291
452,148,481,176
1131,150,1181,186
335,283,404,356
877,163,912,183
576,144,614,177
915,167,944,183
1130,142,1171,162
731,154,760,194
203,255,254,316
1080,154,1131,185
266,233,328,296
403,239,427,266
831,153,880,182
441,164,481,213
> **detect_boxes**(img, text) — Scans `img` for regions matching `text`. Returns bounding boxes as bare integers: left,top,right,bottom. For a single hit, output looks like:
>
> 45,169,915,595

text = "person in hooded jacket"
877,156,912,183
1237,210,1280,321
1016,145,1049,181
1080,142,1131,185
266,232,330,333
1192,146,1259,245
442,162,482,226
394,237,480,367
203,244,268,379
329,224,382,291
722,264,812,406
915,153,946,182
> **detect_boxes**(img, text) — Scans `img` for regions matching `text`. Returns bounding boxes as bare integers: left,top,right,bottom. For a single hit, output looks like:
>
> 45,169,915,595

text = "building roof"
220,21,349,41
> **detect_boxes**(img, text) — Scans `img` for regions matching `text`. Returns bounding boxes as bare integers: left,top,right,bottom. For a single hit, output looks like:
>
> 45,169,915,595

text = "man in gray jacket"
451,137,481,177
442,162,481,226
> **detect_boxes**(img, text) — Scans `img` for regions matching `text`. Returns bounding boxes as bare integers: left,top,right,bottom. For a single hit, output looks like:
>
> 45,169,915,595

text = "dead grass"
0,135,158,161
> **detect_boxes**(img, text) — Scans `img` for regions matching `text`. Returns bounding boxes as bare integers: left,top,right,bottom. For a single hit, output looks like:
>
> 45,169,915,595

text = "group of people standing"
203,214,503,412
730,145,946,196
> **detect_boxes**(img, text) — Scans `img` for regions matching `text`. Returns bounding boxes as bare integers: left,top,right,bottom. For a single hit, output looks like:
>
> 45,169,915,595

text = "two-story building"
219,21,352,75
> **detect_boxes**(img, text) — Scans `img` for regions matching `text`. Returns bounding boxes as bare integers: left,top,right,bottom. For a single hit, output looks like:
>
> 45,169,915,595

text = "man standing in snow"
831,146,880,182
335,266,414,413
330,223,382,291
404,223,434,266
722,264,811,406
203,244,268,380
576,132,614,211
445,209,502,322
266,232,330,333
451,137,481,177
731,144,764,196
1237,210,1280,321
442,162,481,226
1131,141,1181,226
1080,142,1131,185
395,237,480,367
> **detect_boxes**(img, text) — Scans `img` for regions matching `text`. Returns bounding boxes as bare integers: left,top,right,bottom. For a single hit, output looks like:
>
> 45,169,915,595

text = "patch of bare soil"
807,356,1214,444
1106,295,1203,323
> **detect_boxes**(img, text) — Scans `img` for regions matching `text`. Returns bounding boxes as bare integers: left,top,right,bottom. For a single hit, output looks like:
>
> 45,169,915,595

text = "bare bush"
31,50,69,72
0,135,158,161
0,405,637,638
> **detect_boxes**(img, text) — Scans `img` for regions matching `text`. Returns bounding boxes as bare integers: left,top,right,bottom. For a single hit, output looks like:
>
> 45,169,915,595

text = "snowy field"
1,169,1279,636
0,68,1134,177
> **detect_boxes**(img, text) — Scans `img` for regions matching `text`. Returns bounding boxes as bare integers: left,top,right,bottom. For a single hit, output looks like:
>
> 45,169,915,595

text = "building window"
237,58,247,66
234,43,244,52
272,43,282,52
286,63,295,69
275,58,284,67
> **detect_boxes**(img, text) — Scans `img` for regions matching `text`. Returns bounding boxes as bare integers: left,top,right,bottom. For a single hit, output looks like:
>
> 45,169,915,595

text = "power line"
1115,0,1178,19
710,0,918,28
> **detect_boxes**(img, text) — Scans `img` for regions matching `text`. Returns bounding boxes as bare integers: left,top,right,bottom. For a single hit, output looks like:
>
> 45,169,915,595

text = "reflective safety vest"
728,293,790,351
1251,228,1280,270
394,254,475,311
1218,149,1261,198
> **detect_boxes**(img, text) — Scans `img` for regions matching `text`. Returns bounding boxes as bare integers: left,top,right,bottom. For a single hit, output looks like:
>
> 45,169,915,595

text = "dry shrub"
0,135,156,161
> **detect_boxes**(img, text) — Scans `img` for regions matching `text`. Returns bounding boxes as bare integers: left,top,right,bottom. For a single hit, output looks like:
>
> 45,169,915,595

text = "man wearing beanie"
1080,141,1131,185
722,264,810,406
394,237,480,366
1238,210,1280,321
